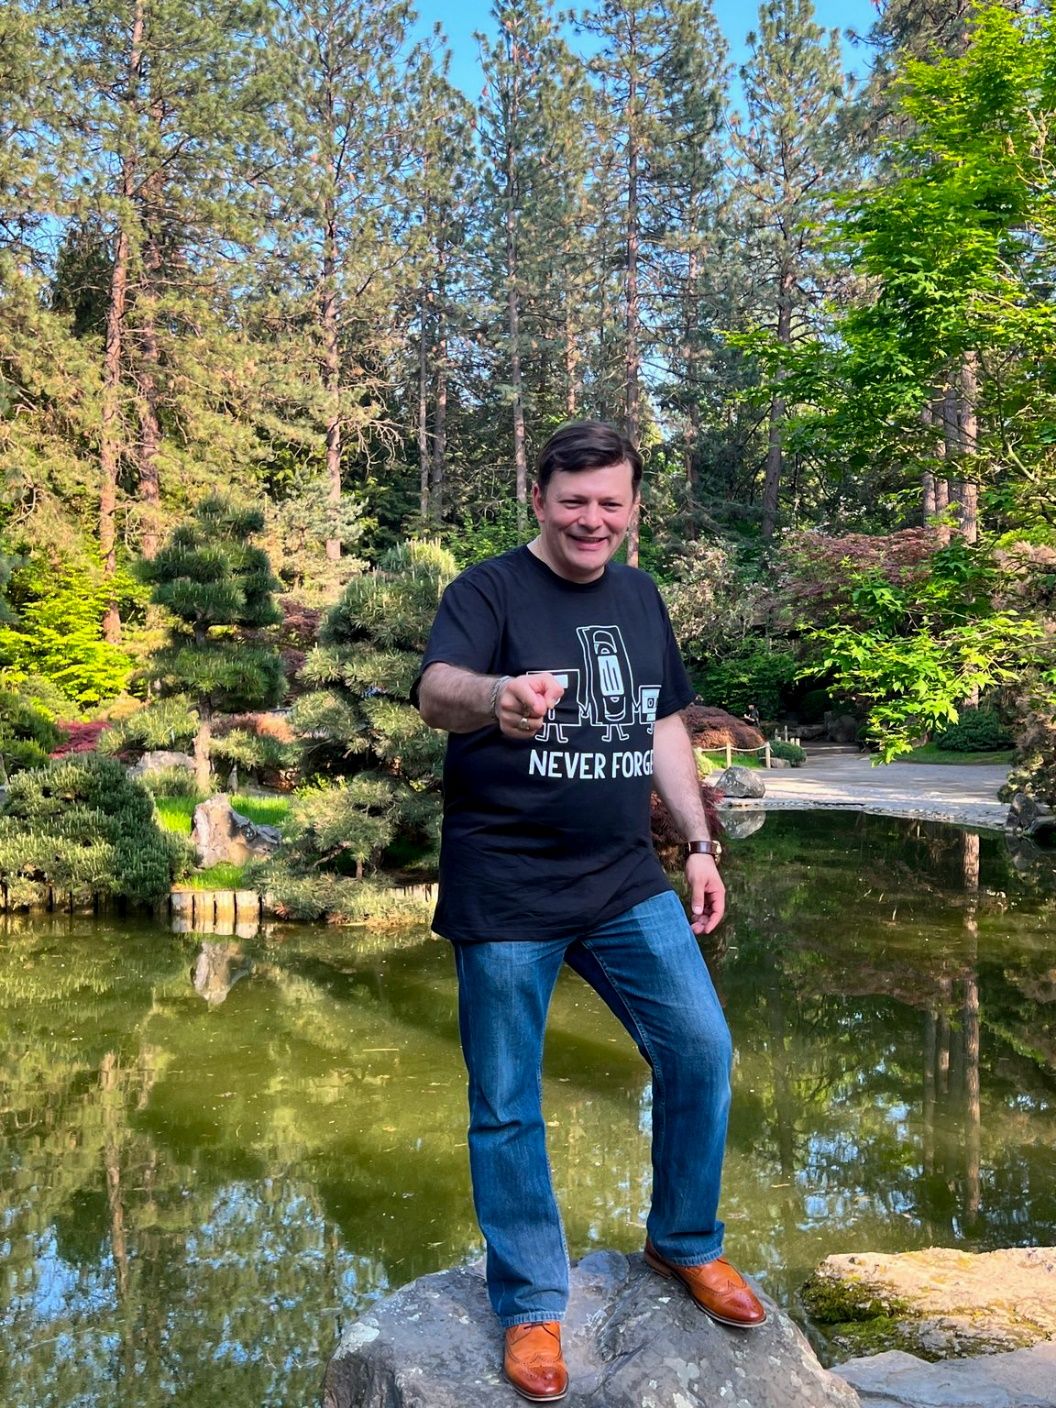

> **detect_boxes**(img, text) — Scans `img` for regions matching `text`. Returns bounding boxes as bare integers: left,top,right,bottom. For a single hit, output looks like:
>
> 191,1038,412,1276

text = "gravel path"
716,753,1011,830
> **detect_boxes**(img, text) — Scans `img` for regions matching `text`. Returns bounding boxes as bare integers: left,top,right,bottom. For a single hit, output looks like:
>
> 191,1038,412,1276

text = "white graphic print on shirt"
527,624,659,780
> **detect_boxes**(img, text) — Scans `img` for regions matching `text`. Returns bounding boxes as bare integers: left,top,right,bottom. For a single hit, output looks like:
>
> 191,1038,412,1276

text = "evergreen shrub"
770,739,806,766
0,681,62,776
934,707,1012,752
696,640,798,721
98,696,197,756
0,755,191,908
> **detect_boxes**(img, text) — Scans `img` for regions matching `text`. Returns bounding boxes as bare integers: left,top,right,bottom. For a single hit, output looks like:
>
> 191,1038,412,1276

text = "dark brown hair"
535,420,642,495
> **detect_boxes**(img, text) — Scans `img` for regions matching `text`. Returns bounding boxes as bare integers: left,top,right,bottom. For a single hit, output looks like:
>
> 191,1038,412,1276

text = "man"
414,421,765,1403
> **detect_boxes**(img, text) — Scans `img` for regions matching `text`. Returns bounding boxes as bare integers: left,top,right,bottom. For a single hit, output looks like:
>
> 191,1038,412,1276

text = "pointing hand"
497,672,566,739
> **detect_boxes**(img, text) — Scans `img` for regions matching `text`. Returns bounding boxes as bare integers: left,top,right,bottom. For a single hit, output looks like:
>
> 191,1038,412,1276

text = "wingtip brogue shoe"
644,1241,768,1328
503,1320,569,1402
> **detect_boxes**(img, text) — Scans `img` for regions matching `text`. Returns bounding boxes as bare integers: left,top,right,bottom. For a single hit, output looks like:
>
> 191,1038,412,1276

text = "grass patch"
698,749,764,772
896,744,1014,766
183,862,248,890
153,791,291,836
231,792,291,828
154,795,197,834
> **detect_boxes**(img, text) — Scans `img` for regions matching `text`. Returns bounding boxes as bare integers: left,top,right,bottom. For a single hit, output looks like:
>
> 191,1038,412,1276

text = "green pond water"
2,812,1056,1407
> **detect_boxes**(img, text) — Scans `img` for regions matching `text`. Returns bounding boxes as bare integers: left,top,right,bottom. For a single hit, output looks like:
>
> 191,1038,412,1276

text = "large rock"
714,765,766,799
826,713,861,745
192,794,281,868
323,1251,859,1408
719,807,768,840
804,1247,1056,1360
1005,792,1056,842
834,1343,1056,1408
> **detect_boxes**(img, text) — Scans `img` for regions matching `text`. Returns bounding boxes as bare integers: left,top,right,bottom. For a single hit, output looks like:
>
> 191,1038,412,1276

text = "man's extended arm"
417,662,565,739
652,712,726,936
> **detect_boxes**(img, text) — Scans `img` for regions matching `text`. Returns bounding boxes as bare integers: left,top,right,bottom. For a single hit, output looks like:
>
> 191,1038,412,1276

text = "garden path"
722,754,1010,829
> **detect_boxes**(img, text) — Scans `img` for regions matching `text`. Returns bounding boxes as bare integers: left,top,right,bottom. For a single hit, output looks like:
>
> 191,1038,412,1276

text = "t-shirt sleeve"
410,570,502,709
655,590,694,719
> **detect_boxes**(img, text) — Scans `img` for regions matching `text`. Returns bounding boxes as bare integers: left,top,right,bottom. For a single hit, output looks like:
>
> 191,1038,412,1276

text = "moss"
801,1274,928,1360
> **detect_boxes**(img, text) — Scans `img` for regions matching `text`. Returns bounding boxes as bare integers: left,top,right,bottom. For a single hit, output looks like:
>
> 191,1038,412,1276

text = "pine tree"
47,0,280,636
477,0,588,529
138,496,284,793
732,0,846,540
287,539,457,872
268,0,418,563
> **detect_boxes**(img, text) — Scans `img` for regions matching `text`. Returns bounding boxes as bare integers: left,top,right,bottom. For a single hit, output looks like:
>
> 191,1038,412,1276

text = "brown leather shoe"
644,1241,767,1328
503,1320,568,1402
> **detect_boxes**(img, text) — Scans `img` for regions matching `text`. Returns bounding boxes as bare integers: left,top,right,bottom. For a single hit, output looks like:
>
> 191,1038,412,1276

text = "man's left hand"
686,853,725,935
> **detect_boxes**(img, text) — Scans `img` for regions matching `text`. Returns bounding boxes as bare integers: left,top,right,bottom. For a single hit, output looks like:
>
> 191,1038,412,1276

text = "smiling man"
414,420,765,1402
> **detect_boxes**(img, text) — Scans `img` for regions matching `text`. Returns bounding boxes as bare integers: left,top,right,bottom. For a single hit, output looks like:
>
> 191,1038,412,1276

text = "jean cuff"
652,1243,724,1268
499,1311,567,1328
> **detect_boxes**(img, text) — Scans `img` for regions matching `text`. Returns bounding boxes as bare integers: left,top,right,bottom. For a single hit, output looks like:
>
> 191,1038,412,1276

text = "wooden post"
725,742,732,767
765,742,772,768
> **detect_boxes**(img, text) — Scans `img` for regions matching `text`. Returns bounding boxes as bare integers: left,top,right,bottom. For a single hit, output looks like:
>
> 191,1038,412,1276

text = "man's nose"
577,504,602,528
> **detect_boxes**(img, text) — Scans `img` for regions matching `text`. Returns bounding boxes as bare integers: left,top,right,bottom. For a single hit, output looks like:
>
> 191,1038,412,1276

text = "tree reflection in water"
1,813,1055,1405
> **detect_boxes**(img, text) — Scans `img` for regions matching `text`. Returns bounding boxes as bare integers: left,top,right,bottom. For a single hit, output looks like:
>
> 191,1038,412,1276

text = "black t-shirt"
415,546,693,942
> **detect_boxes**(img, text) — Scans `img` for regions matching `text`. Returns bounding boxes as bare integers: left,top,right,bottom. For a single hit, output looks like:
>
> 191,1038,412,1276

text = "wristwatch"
687,839,723,858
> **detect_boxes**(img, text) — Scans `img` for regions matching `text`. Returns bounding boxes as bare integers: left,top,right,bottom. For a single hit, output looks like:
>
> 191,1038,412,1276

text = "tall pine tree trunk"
761,266,793,540
321,179,342,563
417,296,431,519
99,1,145,644
432,237,447,520
683,246,700,491
623,59,641,568
504,56,527,532
136,125,164,560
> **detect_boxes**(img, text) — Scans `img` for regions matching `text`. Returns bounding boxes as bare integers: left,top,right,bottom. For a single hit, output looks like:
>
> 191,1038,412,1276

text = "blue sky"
410,0,882,102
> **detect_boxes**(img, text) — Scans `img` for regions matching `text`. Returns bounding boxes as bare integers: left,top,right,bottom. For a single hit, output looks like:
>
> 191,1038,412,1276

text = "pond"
2,813,1055,1407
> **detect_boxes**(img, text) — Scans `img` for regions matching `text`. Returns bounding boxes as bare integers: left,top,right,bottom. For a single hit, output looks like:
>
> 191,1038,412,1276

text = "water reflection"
1,815,1055,1406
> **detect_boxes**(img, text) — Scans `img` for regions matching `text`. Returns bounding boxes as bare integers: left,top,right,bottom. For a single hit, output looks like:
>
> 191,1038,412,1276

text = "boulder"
129,749,196,778
191,794,282,868
324,1252,859,1408
1005,792,1056,842
803,1247,1056,1361
834,1343,1056,1408
769,757,791,768
719,808,767,840
826,714,861,745
714,765,766,799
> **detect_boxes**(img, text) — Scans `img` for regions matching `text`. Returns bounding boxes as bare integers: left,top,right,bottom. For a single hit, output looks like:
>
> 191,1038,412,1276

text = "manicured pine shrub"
0,755,191,909
137,498,284,793
267,541,457,907
934,707,1012,752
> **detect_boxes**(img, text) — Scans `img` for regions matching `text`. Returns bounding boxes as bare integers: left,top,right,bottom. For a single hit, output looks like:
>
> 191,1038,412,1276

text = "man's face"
531,461,638,583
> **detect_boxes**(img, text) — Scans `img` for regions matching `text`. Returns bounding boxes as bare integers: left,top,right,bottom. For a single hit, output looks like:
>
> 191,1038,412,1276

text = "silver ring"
518,717,532,732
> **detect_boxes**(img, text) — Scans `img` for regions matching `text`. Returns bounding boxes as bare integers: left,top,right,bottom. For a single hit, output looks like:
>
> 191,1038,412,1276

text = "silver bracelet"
488,674,512,720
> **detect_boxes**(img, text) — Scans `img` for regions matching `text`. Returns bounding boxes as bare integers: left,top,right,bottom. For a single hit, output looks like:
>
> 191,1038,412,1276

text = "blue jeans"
453,889,733,1326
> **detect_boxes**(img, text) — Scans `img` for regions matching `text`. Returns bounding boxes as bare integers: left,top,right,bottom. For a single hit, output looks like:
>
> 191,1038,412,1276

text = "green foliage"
267,540,456,896
138,766,201,800
446,504,526,569
770,739,806,766
0,673,63,777
210,727,295,780
0,755,191,905
800,541,1045,760
696,639,799,720
934,706,1012,752
98,696,197,756
0,560,136,707
139,497,284,785
256,859,434,925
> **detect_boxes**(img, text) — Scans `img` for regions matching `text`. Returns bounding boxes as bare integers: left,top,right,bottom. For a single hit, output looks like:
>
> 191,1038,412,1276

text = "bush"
0,755,191,907
769,740,806,766
98,696,197,755
695,639,799,721
934,707,1012,752
139,766,202,799
681,705,765,752
0,682,62,777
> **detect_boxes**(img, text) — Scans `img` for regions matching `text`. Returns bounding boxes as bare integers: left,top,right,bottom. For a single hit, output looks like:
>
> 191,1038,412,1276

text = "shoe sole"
644,1247,768,1329
503,1371,569,1403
